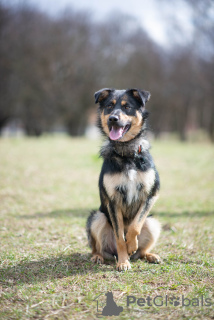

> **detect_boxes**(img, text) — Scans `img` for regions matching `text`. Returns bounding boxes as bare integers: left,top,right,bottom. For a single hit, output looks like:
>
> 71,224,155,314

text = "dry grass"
0,136,213,319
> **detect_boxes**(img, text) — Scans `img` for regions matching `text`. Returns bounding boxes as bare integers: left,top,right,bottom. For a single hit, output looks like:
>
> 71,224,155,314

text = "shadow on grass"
18,208,90,219
0,253,115,287
155,210,214,218
18,208,214,220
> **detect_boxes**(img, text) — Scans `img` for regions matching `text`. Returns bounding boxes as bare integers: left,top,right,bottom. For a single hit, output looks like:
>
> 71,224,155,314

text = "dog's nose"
109,115,119,123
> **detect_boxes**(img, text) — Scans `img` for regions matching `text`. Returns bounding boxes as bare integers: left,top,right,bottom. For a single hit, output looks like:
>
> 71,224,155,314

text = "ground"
0,136,213,319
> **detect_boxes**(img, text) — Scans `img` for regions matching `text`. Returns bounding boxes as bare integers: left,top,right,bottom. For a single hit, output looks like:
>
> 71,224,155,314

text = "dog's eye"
107,104,114,109
124,105,131,110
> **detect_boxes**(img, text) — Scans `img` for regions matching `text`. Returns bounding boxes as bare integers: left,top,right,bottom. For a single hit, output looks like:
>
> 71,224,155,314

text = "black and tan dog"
86,88,161,271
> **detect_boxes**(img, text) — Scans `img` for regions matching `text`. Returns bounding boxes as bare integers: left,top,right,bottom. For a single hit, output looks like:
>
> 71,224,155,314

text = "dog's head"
95,88,150,142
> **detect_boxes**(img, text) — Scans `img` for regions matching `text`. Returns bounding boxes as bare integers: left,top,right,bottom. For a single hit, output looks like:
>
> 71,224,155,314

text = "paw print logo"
169,296,180,307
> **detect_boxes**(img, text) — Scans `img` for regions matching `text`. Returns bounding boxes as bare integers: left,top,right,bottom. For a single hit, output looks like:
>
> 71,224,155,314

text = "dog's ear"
127,89,151,107
94,88,114,104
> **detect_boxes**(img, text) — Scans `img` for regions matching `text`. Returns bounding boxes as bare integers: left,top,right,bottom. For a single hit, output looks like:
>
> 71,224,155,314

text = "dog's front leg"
107,202,131,271
126,195,159,256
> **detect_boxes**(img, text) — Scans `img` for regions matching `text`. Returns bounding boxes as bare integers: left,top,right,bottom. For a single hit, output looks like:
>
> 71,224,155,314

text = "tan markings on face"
120,110,143,142
112,99,116,105
101,109,143,141
120,94,129,107
101,111,110,136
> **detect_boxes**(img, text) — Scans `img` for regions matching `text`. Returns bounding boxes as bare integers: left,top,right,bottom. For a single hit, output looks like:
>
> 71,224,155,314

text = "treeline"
0,1,213,140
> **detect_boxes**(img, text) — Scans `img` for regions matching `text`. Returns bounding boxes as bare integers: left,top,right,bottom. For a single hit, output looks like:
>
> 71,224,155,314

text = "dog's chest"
103,168,155,206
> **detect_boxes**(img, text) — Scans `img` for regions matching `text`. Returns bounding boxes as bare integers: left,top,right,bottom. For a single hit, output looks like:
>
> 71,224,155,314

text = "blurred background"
0,0,214,141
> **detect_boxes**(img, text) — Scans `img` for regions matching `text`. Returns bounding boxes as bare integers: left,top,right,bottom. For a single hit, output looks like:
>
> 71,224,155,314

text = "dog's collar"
100,137,150,159
113,144,144,158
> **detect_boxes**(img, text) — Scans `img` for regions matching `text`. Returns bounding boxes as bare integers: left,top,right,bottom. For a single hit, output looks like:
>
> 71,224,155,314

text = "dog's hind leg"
86,210,117,264
131,217,161,263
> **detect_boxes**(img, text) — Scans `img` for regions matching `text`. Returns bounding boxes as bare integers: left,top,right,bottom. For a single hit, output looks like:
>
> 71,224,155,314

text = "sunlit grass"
0,136,213,319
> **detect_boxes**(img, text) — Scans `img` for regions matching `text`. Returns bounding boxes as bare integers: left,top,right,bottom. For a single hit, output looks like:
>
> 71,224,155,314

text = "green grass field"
0,137,213,319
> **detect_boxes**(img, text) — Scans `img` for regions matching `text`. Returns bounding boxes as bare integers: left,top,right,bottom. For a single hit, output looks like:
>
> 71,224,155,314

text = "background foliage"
0,0,214,140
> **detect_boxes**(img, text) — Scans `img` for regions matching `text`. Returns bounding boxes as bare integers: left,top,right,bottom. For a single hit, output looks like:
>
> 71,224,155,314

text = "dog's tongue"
109,126,124,140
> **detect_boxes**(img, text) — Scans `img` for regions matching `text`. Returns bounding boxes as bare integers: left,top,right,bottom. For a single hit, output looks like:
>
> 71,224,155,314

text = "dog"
86,88,161,271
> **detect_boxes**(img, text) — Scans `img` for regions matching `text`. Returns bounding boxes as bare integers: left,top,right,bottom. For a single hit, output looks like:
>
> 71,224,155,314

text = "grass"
0,136,213,319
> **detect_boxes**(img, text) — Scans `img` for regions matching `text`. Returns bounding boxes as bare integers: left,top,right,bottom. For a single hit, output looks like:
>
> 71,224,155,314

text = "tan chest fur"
103,168,155,205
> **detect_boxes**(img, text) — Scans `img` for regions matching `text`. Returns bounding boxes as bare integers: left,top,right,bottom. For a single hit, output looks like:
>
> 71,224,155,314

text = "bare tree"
0,1,213,140
0,3,15,129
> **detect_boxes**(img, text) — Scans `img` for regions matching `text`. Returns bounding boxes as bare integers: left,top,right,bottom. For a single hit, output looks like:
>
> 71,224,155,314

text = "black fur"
98,150,160,229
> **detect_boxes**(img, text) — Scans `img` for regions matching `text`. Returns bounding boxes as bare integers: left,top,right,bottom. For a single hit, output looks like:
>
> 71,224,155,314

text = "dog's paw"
116,260,131,272
91,254,104,264
126,237,138,256
145,253,161,264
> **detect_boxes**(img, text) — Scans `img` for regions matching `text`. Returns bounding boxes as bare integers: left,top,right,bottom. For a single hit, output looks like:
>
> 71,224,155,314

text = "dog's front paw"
126,237,138,256
91,254,104,264
116,260,131,271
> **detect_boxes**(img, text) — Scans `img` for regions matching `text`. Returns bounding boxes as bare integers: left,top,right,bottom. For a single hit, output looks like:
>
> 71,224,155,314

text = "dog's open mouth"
109,124,131,141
